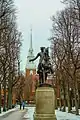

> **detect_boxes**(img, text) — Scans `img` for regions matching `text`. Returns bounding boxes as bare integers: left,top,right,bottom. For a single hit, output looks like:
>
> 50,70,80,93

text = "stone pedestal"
34,84,56,120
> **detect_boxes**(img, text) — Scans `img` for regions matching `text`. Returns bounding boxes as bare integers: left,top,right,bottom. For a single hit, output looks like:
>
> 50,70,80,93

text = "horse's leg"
45,73,47,82
50,66,53,74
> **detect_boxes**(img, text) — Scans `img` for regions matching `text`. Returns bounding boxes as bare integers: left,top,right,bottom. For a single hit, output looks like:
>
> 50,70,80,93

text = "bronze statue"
29,47,45,73
29,47,53,84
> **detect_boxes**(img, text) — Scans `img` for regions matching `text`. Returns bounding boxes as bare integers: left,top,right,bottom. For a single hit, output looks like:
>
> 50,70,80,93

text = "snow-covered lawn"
23,107,80,120
56,110,80,120
23,107,34,120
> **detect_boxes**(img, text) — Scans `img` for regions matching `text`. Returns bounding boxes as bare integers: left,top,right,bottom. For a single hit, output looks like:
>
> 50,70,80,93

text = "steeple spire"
30,27,33,51
26,28,36,69
28,27,33,54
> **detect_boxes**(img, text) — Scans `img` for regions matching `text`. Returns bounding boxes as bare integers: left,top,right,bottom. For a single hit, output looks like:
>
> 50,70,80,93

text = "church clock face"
30,70,33,75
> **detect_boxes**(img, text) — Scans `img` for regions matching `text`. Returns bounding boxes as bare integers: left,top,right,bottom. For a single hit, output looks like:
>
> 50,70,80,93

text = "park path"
0,108,27,120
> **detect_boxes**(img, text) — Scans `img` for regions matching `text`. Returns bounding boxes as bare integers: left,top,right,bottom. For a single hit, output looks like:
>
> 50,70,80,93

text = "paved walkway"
0,108,27,120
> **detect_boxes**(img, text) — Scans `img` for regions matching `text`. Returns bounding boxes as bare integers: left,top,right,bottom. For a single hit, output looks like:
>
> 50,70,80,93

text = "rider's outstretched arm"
29,53,40,62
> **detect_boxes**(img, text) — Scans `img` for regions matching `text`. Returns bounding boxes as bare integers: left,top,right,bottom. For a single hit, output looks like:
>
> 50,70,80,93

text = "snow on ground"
23,107,35,120
23,107,80,120
56,110,80,120
0,105,80,120
0,105,19,117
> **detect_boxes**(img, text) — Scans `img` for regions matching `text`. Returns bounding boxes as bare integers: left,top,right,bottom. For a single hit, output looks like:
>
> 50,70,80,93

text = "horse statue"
29,47,53,85
39,47,53,84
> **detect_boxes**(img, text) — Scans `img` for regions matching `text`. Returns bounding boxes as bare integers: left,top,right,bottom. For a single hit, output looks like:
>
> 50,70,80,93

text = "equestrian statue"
29,47,53,85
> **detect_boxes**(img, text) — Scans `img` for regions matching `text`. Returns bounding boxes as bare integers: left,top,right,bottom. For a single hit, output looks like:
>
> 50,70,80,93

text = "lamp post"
77,0,80,21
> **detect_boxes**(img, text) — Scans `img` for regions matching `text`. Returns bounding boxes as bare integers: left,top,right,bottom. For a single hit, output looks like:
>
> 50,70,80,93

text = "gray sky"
14,0,64,72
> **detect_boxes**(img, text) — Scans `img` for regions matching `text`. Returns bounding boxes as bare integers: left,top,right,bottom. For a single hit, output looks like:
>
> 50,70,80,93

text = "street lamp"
77,0,80,21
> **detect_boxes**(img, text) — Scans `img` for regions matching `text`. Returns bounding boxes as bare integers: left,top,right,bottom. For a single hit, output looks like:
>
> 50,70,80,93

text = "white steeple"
26,28,36,69
30,28,32,50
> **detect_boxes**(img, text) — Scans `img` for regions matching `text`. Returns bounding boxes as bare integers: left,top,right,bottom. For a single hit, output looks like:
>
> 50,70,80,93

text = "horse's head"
45,47,49,55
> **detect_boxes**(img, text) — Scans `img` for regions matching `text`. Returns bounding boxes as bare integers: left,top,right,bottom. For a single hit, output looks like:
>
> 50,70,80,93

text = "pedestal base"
34,113,56,120
34,84,57,120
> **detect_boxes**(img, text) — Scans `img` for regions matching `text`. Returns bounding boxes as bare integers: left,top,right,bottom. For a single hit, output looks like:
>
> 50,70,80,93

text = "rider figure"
43,47,50,63
29,47,53,84
29,47,45,73
43,47,53,74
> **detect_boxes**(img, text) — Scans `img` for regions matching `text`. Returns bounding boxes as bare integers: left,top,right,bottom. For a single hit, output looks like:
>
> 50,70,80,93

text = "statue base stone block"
34,84,56,120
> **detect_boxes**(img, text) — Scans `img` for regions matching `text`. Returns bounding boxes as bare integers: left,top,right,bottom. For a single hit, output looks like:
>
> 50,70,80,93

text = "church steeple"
30,28,32,50
28,28,34,56
26,28,36,70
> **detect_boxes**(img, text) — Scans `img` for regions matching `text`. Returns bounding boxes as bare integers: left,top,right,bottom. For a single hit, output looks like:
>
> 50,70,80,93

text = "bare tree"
50,2,80,114
0,0,22,112
14,73,25,103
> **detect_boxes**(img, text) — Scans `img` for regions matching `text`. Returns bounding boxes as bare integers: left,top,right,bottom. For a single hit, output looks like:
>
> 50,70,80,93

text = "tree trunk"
63,96,66,112
3,66,7,112
0,83,1,113
63,84,66,112
59,98,62,111
59,90,62,111
54,89,57,109
67,91,72,112
8,87,12,109
74,77,79,115
67,83,72,113
79,90,80,108
74,88,79,115
8,74,12,109
77,91,80,109
3,80,6,112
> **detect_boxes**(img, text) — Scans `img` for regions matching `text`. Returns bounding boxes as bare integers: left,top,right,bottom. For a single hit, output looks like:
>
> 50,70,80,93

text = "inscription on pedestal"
36,87,55,114
34,86,56,120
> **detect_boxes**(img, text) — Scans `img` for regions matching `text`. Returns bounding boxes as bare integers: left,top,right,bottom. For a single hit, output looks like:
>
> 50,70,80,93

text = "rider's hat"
40,47,45,50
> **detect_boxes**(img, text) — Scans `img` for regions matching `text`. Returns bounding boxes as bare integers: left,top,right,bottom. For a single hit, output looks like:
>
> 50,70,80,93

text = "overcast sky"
14,0,65,72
